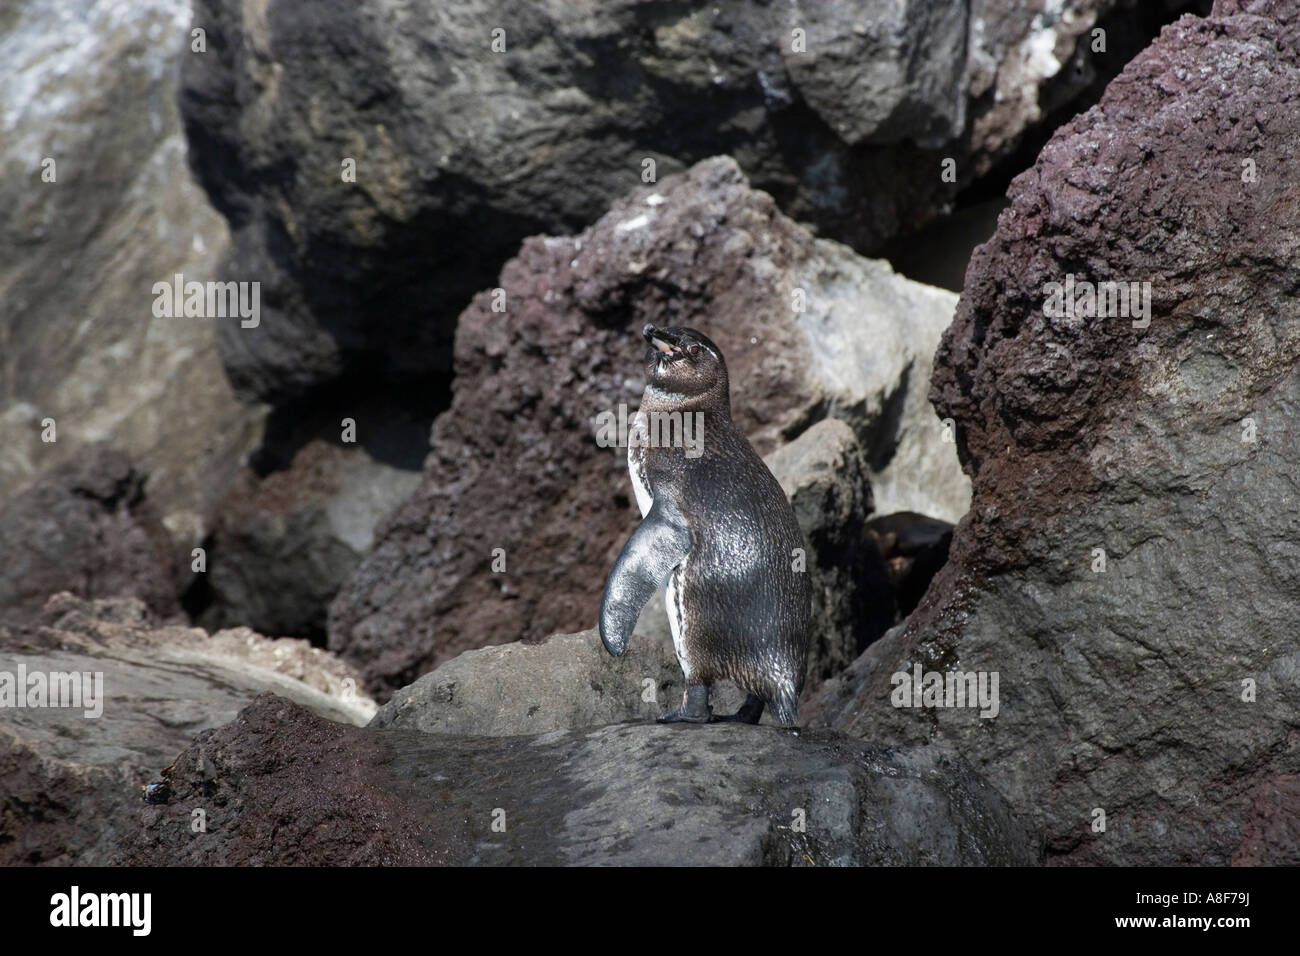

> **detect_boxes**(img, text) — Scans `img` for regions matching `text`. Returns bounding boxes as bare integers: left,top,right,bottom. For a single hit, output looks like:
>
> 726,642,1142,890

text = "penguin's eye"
687,344,700,357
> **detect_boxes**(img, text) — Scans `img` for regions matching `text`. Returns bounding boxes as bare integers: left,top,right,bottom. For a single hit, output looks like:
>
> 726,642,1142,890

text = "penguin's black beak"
643,324,679,353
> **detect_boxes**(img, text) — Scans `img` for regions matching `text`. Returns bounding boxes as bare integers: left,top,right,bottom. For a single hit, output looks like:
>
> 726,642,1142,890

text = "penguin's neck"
640,381,731,422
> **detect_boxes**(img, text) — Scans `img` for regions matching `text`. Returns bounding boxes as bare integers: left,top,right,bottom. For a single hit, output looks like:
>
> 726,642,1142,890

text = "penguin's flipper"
599,501,691,657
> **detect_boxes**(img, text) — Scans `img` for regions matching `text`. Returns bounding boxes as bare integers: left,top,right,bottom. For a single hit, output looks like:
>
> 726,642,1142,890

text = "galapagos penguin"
599,325,812,726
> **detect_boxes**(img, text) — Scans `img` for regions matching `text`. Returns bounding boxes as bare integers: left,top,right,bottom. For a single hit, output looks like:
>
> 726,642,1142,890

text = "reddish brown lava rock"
811,0,1300,866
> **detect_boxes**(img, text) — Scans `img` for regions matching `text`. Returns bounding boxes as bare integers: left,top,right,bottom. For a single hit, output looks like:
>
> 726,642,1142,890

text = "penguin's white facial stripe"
666,561,689,679
627,412,653,518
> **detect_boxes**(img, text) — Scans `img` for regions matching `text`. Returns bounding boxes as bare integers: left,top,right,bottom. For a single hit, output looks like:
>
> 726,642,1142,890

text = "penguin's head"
641,325,728,398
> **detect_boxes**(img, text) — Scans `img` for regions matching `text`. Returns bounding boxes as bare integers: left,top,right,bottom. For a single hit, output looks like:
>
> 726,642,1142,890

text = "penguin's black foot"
711,692,765,724
658,684,712,723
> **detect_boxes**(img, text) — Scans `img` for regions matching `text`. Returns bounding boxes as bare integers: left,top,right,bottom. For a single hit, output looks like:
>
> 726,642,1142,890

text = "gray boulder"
0,0,262,553
371,628,683,736
782,1,968,149
176,0,1193,404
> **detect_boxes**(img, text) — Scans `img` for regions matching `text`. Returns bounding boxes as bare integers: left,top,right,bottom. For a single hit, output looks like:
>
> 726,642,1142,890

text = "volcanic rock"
0,446,182,624
120,694,1035,865
812,0,1300,866
0,594,374,865
177,0,1187,403
0,0,262,551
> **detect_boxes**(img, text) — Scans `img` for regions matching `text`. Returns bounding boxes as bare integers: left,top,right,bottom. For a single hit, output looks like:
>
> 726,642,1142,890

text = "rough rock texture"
196,437,421,639
119,694,1034,865
813,0,1300,865
329,157,967,697
0,594,375,865
0,446,182,624
0,0,436,639
0,0,263,551
178,0,1192,404
1230,775,1300,865
782,1,968,149
967,0,1215,177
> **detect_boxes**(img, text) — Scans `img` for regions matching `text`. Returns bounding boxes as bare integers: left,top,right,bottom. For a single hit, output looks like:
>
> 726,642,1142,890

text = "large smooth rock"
0,0,263,552
812,0,1300,866
0,594,375,865
177,0,1195,404
329,157,967,696
0,446,182,624
119,694,1034,865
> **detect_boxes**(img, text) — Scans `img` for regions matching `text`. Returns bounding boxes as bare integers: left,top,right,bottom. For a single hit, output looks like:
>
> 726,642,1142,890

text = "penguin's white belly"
665,560,689,679
627,412,689,678
628,411,653,518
